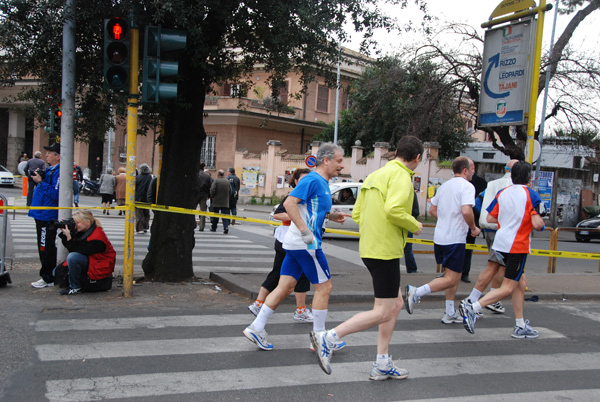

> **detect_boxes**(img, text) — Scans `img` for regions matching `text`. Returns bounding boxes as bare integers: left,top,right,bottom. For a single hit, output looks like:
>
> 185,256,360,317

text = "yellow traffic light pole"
123,22,139,298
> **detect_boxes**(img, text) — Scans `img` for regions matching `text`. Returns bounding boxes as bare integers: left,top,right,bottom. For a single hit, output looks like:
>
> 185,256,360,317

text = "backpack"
228,177,237,199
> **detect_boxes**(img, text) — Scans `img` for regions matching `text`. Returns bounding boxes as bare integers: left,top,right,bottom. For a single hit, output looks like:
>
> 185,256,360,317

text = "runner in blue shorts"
405,156,481,324
243,143,351,352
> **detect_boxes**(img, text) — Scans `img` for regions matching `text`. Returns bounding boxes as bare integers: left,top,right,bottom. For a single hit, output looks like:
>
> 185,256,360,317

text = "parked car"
270,182,363,235
575,213,600,242
0,165,15,187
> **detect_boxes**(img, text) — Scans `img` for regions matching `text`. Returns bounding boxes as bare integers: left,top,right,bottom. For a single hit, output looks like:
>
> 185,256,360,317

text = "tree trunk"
142,58,206,282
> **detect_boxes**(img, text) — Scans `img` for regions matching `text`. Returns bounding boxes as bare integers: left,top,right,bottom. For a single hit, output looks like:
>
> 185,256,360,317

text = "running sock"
252,304,274,332
376,354,389,366
295,305,306,313
254,300,264,308
415,284,431,298
515,318,525,328
472,302,483,313
468,288,482,302
446,300,455,316
325,329,339,343
312,309,328,332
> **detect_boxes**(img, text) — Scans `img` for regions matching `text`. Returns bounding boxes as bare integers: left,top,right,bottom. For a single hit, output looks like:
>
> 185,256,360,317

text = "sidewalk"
210,270,600,304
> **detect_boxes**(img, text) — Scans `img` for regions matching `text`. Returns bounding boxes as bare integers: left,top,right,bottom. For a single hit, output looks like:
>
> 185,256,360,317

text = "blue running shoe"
369,356,409,381
243,325,273,350
310,330,333,375
459,300,478,334
511,320,539,339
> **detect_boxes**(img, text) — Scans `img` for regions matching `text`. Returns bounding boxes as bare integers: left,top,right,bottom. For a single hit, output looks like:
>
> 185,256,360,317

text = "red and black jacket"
59,223,116,280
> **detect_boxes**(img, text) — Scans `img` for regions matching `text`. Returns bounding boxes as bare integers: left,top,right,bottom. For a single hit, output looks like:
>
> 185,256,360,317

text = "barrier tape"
3,202,599,260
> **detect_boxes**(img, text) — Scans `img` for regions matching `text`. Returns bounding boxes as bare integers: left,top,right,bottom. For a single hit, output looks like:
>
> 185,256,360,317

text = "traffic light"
44,107,61,134
142,25,187,103
103,17,130,91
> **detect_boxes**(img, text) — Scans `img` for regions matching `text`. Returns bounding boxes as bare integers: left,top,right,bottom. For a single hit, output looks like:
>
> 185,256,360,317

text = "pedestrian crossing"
7,215,275,275
29,307,599,401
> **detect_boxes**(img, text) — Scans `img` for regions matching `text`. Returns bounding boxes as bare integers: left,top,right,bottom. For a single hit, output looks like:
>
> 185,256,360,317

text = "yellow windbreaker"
352,159,421,260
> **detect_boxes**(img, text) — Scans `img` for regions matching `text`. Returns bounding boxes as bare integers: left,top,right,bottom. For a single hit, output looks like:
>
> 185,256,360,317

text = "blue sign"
305,155,317,168
537,171,554,212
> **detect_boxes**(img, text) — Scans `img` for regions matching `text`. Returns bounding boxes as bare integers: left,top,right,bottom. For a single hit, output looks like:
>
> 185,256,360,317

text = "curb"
210,272,600,303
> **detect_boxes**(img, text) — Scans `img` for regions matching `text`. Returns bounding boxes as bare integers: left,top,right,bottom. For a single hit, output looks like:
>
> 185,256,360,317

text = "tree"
315,56,470,160
413,0,600,158
0,0,429,281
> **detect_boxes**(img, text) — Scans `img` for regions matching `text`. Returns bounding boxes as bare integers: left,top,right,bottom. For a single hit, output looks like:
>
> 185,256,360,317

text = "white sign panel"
478,18,536,127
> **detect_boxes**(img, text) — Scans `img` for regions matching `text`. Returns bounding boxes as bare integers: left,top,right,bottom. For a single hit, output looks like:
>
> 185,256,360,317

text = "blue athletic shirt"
282,171,332,250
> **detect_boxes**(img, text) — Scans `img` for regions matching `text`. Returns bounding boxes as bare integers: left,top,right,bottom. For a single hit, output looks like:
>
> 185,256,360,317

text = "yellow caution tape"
3,202,599,260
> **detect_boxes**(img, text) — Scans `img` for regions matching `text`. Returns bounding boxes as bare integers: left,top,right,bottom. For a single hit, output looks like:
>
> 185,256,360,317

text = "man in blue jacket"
29,143,61,289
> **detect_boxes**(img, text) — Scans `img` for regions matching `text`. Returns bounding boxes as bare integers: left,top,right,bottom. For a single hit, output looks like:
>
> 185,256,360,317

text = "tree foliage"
0,0,428,281
413,0,600,158
315,56,470,160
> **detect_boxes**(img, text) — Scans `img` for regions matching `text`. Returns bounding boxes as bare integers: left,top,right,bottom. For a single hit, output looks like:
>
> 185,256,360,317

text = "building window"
317,85,329,112
222,83,231,96
482,152,495,160
278,82,289,104
201,134,217,169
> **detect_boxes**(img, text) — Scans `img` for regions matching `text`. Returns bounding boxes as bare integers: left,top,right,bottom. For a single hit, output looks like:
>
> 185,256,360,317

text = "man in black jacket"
227,167,241,225
135,164,153,233
197,162,212,231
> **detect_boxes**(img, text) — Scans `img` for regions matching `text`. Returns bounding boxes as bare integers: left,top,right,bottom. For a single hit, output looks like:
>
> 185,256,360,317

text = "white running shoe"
242,325,273,351
369,356,409,381
248,303,261,317
294,308,314,323
31,279,54,289
486,301,506,314
309,339,346,352
511,320,539,339
441,310,462,324
404,285,420,314
310,330,333,375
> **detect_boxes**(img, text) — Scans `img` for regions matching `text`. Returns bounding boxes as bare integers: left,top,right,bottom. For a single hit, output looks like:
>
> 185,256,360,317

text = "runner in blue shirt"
243,143,350,353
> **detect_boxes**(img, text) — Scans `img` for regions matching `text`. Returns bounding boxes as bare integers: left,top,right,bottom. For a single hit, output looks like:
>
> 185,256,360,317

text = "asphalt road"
1,273,599,401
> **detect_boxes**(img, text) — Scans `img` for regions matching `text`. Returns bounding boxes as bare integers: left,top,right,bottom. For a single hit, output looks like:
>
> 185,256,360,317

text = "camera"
49,218,76,232
31,169,45,179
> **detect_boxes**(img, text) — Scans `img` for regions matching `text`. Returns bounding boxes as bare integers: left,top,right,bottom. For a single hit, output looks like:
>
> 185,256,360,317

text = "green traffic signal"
142,25,187,103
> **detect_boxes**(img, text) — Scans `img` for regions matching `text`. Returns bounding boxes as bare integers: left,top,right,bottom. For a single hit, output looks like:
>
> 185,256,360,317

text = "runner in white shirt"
405,156,481,324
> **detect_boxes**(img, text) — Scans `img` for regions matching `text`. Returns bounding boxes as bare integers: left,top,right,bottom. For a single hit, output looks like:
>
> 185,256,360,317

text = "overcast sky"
347,0,599,56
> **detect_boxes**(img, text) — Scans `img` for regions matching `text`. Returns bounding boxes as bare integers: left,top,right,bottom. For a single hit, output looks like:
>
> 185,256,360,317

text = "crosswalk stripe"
44,353,599,401
33,310,508,331
35,327,565,361
10,237,256,244
403,390,600,402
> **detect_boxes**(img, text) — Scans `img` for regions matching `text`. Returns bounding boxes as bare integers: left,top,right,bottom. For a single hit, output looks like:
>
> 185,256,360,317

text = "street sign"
305,155,317,168
478,18,537,127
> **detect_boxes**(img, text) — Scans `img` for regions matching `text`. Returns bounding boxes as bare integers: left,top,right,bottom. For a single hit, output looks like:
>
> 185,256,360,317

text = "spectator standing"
56,210,116,295
29,143,61,289
227,167,241,225
73,162,83,208
209,169,232,234
20,152,29,162
115,167,126,216
24,151,46,206
197,162,211,231
403,189,420,273
99,167,116,215
135,163,153,233
405,156,480,324
92,157,102,180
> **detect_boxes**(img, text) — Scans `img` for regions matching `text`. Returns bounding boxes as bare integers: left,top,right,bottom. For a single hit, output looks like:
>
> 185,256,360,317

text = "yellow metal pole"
526,0,547,163
123,24,139,298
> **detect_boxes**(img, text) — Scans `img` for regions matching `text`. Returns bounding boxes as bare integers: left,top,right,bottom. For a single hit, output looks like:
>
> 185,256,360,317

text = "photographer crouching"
54,210,116,295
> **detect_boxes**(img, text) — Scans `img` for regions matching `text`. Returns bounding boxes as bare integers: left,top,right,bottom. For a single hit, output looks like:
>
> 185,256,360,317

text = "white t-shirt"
431,177,475,245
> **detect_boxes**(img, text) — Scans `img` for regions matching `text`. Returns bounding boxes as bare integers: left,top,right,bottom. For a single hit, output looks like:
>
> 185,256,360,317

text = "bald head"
506,159,519,170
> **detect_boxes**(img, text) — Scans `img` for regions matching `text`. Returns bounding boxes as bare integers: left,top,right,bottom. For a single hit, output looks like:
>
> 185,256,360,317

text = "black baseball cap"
43,143,60,153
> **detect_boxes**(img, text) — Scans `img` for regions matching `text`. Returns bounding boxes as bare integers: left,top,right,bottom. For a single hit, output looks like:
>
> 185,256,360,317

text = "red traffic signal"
104,18,130,91
106,18,128,41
